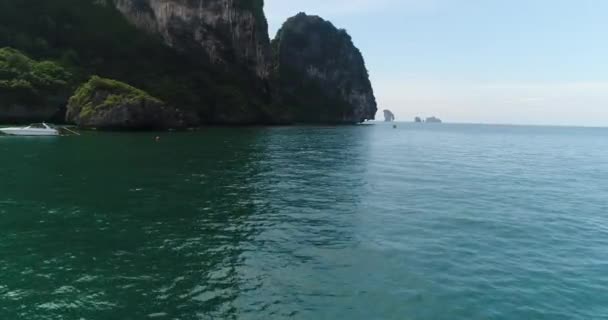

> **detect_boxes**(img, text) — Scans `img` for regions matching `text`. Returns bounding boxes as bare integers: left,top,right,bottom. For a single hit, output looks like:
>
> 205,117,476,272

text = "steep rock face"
113,0,282,124
114,0,270,79
271,13,377,123
67,76,196,129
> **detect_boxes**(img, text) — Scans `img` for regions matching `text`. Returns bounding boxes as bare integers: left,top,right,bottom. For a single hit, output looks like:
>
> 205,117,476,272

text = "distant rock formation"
425,116,442,123
67,76,195,130
383,110,395,122
414,117,422,123
271,13,377,123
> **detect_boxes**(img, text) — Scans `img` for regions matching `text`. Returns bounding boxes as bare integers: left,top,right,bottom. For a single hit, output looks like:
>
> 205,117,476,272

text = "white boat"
0,123,59,136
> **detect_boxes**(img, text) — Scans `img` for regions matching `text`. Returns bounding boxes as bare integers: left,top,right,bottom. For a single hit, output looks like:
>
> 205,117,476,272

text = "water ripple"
1,125,608,319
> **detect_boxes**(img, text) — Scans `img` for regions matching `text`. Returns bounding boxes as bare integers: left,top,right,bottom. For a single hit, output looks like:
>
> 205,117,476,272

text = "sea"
1,123,607,319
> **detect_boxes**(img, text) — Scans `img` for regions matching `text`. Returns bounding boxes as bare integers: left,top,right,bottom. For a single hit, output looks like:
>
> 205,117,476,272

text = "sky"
264,0,608,126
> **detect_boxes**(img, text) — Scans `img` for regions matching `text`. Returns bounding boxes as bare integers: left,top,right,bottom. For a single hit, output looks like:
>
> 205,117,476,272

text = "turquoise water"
1,123,608,319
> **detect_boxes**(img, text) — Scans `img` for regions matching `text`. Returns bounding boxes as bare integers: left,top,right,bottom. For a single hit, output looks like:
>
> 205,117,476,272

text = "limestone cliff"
112,0,281,123
114,0,270,80
271,13,377,123
0,1,380,127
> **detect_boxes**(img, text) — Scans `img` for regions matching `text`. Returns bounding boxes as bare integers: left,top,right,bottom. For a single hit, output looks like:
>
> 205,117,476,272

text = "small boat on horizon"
0,123,60,136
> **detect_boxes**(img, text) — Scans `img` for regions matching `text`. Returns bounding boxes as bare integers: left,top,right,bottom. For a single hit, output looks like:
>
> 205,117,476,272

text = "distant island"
414,116,443,123
0,1,378,129
383,110,395,122
426,117,443,123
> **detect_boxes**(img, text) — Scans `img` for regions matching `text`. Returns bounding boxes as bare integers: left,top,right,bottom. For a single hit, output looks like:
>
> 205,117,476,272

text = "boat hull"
0,128,59,136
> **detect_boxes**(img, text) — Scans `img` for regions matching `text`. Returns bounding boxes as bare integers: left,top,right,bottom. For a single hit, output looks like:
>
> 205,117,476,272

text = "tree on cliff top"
0,47,71,107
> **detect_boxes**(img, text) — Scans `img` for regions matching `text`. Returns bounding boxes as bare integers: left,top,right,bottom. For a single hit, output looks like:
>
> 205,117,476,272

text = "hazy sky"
265,0,608,126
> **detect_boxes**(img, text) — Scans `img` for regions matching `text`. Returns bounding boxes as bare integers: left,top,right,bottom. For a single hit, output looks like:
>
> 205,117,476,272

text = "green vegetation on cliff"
0,47,71,115
67,76,190,129
69,76,162,118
